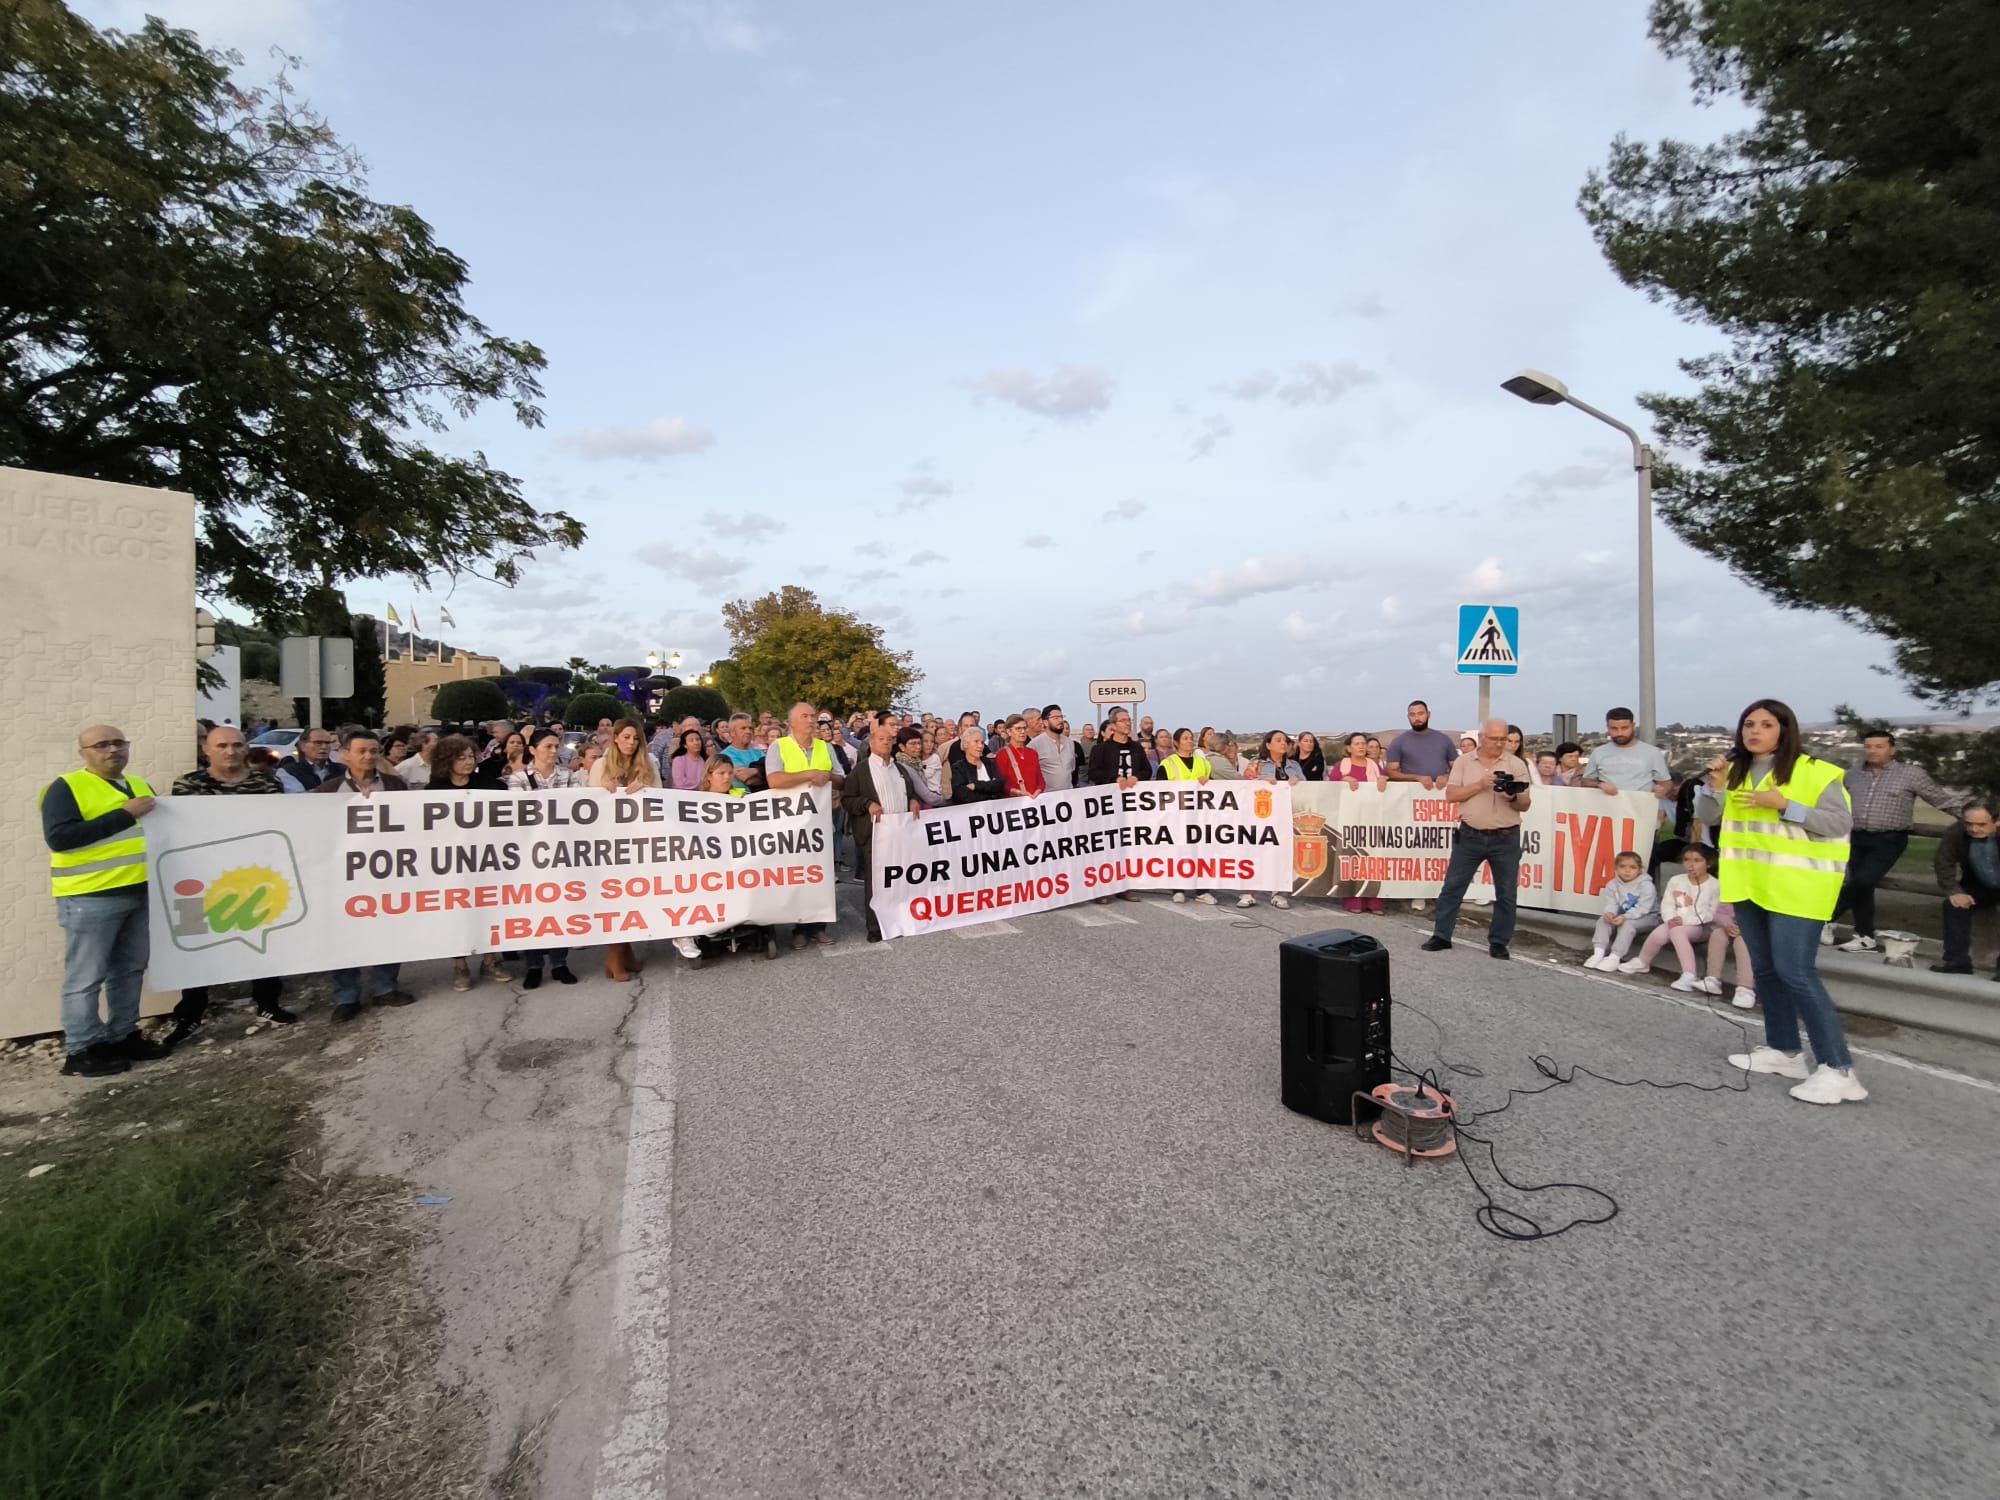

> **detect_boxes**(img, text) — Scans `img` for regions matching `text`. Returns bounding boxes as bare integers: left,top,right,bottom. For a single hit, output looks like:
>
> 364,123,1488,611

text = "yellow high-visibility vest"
1716,754,1849,920
775,736,832,774
1162,754,1211,781
43,771,154,897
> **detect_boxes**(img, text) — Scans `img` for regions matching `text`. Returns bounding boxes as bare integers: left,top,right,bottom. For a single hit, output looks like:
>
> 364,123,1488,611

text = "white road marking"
592,983,676,1498
953,919,1022,939
1160,902,1234,921
1526,956,2000,1096
1063,909,1141,926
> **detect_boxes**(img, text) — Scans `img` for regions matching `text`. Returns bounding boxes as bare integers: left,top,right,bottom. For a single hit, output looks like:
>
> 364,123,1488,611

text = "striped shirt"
1847,758,1964,833
172,768,282,796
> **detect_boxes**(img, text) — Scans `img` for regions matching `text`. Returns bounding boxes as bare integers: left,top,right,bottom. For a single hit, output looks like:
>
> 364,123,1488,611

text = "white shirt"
867,754,906,813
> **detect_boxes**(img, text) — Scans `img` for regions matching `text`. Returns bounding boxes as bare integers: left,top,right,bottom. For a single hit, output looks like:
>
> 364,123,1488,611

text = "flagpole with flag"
385,603,403,661
439,606,457,663
409,604,421,664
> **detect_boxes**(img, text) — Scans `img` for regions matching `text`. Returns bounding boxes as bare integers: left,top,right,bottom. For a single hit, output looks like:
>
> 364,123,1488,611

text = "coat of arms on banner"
1292,812,1329,881
1253,787,1273,820
156,832,309,955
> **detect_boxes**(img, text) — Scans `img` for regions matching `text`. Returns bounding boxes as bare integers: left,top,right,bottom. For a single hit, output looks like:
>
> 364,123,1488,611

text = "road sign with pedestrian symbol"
1456,605,1519,676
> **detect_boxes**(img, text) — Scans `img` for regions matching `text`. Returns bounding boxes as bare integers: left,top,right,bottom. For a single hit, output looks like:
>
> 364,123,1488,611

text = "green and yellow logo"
159,834,308,954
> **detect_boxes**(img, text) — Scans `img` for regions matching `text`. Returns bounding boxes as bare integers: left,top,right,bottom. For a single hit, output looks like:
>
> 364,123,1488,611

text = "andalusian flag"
439,606,458,628
385,603,402,626
408,606,421,632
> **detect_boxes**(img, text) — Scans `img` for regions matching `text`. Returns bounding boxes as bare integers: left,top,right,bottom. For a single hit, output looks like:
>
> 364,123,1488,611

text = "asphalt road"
604,888,2000,1500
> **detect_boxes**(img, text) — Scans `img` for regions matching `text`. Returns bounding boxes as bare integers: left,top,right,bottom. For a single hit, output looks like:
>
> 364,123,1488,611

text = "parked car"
249,728,303,752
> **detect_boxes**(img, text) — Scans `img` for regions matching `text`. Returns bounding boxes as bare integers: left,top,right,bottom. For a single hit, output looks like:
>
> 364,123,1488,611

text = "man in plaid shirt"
1827,730,1966,952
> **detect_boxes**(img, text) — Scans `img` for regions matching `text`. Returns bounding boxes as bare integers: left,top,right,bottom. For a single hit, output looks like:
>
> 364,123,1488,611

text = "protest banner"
1287,782,1657,915
144,787,835,987
868,781,1293,940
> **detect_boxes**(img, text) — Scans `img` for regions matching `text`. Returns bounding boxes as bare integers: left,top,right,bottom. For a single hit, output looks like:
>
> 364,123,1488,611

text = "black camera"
1490,771,1528,799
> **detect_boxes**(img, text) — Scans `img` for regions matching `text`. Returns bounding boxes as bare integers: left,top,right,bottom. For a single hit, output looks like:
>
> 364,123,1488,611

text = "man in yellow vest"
765,700,837,949
40,724,170,1077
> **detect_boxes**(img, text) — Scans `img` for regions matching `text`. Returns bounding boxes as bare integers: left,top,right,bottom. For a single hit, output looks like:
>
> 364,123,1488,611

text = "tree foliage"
430,677,510,725
0,2,584,619
721,586,920,718
564,691,633,729
1582,0,2000,705
658,684,728,726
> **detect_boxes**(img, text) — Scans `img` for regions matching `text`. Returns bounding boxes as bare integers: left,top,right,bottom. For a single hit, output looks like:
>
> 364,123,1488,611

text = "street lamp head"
1501,369,1570,406
644,650,660,669
668,651,683,669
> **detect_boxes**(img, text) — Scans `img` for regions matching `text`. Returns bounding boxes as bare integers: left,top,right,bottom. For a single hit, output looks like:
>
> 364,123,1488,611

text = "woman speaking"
1696,699,1864,1105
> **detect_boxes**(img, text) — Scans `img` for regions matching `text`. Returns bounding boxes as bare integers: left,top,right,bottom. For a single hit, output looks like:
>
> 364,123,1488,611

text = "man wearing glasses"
276,728,338,793
39,725,171,1077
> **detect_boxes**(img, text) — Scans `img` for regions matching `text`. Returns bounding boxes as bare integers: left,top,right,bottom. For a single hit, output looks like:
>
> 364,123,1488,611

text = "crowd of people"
41,695,2000,1108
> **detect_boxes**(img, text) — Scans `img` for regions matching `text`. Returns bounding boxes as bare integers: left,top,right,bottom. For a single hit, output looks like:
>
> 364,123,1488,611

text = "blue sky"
86,0,1932,731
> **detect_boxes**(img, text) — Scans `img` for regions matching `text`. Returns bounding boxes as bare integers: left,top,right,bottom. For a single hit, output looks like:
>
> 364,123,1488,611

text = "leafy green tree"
517,666,574,691
542,695,569,724
431,677,510,725
0,3,583,619
564,691,634,730
1582,0,2000,705
659,684,729,726
729,605,919,718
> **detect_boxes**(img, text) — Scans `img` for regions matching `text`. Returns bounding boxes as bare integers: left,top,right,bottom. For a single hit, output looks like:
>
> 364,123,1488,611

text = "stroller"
678,919,781,965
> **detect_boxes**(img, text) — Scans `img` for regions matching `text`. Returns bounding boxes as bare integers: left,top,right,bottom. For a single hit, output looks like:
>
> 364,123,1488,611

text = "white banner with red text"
1286,782,1658,913
867,781,1294,939
143,787,834,987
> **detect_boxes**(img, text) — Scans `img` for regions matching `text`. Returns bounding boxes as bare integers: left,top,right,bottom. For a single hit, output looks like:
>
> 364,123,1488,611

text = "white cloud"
558,417,715,461
966,365,1113,422
1023,534,1055,549
850,567,897,585
854,540,891,559
1101,497,1146,522
798,564,829,579
1338,292,1390,319
635,542,745,582
898,464,953,511
702,508,784,538
1190,413,1232,459
662,0,780,54
1223,361,1376,407
1518,453,1627,507
1279,610,1321,643
908,549,948,565
1189,557,1315,607
1464,557,1506,594
1380,595,1403,621
1120,610,1191,637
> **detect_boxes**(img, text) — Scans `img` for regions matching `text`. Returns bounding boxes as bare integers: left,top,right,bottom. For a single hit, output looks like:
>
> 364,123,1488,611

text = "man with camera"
1421,718,1534,961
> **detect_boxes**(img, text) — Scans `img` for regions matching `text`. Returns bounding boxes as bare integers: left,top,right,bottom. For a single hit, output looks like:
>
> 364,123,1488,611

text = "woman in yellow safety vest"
1157,728,1217,907
1695,699,1864,1106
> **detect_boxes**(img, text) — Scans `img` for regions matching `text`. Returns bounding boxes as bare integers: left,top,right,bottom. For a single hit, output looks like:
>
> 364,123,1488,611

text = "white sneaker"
674,937,702,959
1731,988,1757,1010
1670,973,1701,992
1409,899,1428,913
1271,894,1291,910
1819,925,1837,946
1699,977,1724,996
1836,934,1879,953
1789,1065,1868,1105
1729,1046,1808,1078
1236,894,1257,908
1194,893,1218,905
1582,952,1609,970
1171,892,1187,904
1616,958,1649,975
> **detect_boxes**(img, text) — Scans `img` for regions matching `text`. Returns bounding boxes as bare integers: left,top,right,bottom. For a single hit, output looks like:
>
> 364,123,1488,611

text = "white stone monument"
2,467,195,1039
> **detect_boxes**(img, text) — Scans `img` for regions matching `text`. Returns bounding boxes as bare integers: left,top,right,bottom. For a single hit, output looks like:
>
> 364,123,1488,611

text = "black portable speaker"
1279,929,1393,1124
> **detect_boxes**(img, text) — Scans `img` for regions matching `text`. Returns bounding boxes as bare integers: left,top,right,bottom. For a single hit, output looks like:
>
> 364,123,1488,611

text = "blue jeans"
331,964,401,1008
56,888,149,1053
1734,899,1852,1068
1430,825,1522,946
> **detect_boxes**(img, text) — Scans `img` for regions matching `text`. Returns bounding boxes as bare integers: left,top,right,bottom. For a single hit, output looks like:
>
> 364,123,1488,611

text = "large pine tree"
1583,0,2000,704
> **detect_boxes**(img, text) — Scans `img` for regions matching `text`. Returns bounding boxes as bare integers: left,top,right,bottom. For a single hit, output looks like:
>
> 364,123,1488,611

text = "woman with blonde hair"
590,720,658,979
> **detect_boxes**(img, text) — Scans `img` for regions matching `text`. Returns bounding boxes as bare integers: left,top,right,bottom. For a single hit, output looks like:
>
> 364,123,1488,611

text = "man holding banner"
843,719,928,943
1421,718,1534,961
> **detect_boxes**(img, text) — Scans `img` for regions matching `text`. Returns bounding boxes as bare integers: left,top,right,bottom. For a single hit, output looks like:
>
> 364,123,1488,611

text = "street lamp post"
1502,370,1657,744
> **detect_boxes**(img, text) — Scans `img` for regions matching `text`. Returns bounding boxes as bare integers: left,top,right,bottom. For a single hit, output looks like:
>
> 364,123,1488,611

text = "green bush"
564,691,635,730
542,695,569,724
658,684,729,725
430,677,511,725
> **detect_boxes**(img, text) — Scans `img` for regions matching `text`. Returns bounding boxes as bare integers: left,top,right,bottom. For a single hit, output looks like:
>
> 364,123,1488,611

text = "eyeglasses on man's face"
83,739,129,751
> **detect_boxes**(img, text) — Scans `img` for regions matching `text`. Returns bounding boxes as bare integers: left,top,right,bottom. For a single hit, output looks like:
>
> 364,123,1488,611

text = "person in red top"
994,714,1046,798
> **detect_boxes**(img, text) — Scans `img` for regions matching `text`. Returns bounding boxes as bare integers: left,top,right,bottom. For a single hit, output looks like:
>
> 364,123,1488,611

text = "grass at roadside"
0,1069,480,1500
